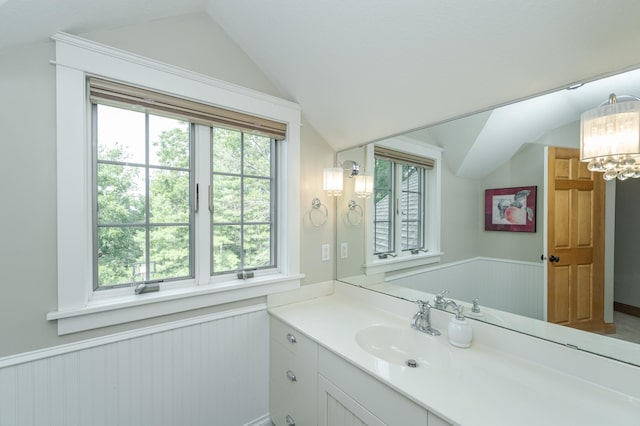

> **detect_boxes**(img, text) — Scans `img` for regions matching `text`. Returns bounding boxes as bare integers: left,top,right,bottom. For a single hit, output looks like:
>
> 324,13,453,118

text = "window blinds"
374,146,435,169
88,77,287,140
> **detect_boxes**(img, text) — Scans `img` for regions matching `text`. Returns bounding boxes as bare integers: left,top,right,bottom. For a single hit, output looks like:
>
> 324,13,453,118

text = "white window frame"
47,33,302,335
363,137,443,276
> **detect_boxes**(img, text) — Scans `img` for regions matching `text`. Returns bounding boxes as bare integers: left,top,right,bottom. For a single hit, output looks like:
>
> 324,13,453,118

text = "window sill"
363,252,443,276
47,274,303,335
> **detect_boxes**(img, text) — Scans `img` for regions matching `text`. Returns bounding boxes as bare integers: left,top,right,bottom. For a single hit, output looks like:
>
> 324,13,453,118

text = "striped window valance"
89,77,287,140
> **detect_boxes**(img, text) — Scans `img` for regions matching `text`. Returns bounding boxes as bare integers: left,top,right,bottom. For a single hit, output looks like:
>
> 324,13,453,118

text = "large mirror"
336,66,640,366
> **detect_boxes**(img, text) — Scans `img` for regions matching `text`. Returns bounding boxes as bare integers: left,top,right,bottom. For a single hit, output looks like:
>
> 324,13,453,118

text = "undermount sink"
355,324,442,366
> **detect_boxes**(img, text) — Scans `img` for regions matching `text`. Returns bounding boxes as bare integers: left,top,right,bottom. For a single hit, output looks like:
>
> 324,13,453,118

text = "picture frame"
484,186,537,232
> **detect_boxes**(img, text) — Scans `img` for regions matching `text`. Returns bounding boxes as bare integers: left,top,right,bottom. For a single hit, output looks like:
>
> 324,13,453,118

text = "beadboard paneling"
0,308,271,426
391,257,544,319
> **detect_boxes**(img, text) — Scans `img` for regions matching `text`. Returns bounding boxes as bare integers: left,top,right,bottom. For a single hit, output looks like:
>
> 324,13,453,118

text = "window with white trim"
363,139,442,276
93,100,278,289
373,158,426,256
49,33,301,335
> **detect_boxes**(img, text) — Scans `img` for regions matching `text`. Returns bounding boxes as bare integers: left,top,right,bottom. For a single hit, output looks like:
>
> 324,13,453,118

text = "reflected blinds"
88,77,287,140
374,146,434,169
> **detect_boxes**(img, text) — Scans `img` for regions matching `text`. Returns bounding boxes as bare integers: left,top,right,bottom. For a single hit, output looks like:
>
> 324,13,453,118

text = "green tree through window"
211,128,274,275
94,104,276,289
95,105,192,288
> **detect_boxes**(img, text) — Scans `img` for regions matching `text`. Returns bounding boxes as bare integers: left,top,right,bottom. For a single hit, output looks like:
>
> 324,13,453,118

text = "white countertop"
268,284,640,426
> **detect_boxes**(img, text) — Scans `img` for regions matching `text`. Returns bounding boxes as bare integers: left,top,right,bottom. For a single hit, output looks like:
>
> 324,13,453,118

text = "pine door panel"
547,147,605,331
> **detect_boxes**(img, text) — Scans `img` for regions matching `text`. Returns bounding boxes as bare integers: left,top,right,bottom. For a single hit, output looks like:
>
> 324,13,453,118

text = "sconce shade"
354,174,374,198
580,94,640,180
323,167,343,196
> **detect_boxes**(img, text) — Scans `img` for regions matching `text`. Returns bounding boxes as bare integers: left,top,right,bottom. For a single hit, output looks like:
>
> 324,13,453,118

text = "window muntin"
373,158,427,256
211,128,276,275
94,104,193,289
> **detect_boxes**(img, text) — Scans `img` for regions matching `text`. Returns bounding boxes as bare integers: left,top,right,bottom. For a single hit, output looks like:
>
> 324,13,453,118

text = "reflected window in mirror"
362,140,442,275
373,157,426,256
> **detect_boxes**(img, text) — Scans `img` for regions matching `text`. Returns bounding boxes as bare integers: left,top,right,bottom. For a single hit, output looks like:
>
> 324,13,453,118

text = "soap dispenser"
448,305,473,348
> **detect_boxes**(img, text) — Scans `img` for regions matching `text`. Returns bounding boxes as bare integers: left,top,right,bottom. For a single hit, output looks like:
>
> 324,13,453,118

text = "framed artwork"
484,186,536,232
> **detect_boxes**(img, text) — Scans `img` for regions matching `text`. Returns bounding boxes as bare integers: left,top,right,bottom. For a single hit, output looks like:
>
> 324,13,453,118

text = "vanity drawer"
270,338,318,426
270,316,317,360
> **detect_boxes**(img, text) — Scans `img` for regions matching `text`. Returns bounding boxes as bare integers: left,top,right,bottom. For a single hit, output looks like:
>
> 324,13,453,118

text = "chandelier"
580,93,640,180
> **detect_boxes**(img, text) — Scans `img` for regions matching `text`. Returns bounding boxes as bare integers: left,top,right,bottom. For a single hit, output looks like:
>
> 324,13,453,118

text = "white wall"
0,12,335,356
439,159,481,263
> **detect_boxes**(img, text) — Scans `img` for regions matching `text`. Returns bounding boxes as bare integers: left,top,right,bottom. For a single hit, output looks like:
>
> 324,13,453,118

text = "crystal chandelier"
580,93,640,181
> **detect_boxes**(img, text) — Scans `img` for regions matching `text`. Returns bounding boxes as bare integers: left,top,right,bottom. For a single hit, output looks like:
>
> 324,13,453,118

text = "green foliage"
97,114,275,286
211,128,273,274
97,123,191,287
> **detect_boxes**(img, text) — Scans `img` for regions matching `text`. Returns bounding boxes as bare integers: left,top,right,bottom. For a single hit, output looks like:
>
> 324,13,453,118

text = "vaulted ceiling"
3,0,640,176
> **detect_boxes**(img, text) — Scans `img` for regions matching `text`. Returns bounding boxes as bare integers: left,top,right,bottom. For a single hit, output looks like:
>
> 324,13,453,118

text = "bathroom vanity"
268,282,640,426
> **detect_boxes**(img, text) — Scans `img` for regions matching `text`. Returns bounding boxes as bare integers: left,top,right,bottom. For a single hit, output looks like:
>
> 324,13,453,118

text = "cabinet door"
318,348,428,426
319,375,386,426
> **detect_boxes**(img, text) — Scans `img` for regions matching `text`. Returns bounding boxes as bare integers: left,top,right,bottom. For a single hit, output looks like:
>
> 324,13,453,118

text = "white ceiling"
3,0,640,175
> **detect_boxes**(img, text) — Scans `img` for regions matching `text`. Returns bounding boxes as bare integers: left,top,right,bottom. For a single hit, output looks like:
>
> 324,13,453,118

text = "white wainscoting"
0,306,272,426
390,257,544,320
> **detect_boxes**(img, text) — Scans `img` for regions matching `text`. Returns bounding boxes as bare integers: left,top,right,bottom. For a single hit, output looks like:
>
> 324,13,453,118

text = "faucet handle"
415,299,430,312
472,297,481,314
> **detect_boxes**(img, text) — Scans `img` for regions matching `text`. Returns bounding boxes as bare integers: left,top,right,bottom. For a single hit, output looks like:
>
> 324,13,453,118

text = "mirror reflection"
336,66,640,366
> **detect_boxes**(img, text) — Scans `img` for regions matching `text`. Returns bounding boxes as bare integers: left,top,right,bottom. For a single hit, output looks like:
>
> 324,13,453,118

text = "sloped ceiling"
204,0,640,154
2,0,640,177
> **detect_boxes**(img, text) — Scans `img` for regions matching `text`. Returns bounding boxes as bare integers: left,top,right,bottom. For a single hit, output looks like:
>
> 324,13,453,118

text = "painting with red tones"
484,186,536,232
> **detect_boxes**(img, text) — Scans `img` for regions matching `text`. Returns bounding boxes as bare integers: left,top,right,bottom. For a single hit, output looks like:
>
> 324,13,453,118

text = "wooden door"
547,147,605,332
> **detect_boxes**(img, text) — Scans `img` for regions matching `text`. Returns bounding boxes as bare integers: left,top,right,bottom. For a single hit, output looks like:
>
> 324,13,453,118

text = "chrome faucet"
433,290,449,309
434,290,459,312
411,300,441,336
442,299,458,311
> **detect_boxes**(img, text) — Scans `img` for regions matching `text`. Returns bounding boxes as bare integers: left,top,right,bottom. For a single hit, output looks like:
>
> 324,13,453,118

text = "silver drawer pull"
286,414,296,426
286,370,297,382
286,333,297,344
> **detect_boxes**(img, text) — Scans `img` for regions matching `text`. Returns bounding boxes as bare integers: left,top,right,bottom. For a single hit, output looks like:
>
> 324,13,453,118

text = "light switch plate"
321,244,330,261
340,242,348,259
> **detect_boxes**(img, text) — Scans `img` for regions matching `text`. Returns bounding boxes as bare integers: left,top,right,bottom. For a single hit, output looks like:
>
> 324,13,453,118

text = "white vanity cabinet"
270,317,319,426
269,316,451,426
318,347,451,426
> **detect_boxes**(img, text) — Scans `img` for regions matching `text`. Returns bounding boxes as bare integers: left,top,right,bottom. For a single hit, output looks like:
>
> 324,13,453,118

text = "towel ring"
346,200,363,226
310,197,328,227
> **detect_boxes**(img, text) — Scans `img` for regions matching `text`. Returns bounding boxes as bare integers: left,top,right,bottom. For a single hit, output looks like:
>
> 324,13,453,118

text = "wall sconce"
580,93,640,180
354,174,374,198
323,160,361,196
323,167,343,196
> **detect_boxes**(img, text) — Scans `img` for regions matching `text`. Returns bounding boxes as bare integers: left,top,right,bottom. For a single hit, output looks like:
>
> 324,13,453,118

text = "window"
210,128,276,275
364,139,442,275
93,103,278,290
49,33,302,335
94,105,194,289
374,158,427,255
